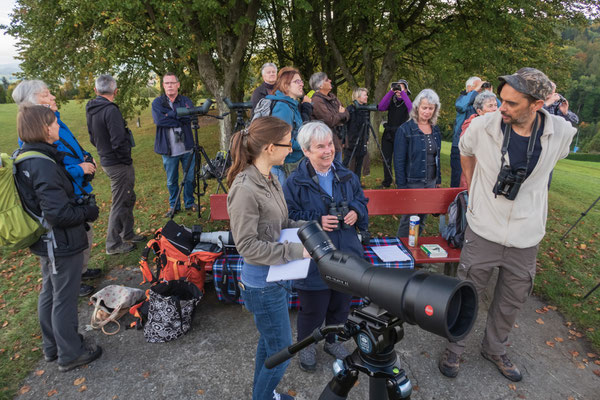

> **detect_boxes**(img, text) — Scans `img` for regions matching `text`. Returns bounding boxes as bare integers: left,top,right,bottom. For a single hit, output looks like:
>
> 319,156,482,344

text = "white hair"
95,74,117,95
465,76,481,91
12,80,47,105
297,121,332,151
261,63,277,74
409,89,441,126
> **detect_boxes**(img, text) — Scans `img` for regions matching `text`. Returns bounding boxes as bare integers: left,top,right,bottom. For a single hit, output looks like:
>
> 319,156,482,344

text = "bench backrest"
209,187,465,221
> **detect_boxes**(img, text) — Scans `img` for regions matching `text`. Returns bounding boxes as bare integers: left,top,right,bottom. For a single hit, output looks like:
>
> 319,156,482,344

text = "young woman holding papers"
227,116,309,400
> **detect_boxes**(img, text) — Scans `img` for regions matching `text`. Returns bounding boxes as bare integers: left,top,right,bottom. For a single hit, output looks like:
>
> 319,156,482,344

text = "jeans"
450,145,462,188
162,152,195,210
296,288,352,343
381,128,396,187
240,283,292,400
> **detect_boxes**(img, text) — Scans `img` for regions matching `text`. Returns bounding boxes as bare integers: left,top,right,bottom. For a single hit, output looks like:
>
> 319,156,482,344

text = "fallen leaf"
517,395,526,399
545,341,555,347
514,323,519,328
579,243,587,249
74,377,86,386
575,361,586,369
595,360,600,366
570,350,580,358
593,369,600,377
47,388,58,396
508,384,516,390
547,305,557,311
536,318,544,325
78,385,87,392
197,389,205,395
18,386,31,395
535,308,547,314
554,337,564,342
142,371,150,378
35,369,45,376
2,321,8,328
588,353,598,358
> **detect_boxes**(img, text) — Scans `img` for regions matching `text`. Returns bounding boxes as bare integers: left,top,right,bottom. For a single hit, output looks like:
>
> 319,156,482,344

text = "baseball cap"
497,67,552,101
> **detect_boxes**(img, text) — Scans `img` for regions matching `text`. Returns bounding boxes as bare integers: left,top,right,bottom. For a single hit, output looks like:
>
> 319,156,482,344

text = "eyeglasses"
164,81,179,86
292,79,304,86
272,142,293,148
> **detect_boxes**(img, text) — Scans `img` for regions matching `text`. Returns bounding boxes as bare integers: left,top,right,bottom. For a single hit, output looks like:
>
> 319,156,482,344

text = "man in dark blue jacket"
283,121,369,373
151,73,196,217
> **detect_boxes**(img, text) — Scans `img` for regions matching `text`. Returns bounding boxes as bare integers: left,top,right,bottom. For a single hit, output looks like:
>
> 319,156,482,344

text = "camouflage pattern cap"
498,67,552,101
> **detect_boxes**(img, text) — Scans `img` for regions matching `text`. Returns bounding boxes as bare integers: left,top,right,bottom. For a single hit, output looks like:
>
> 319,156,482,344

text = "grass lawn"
0,101,598,399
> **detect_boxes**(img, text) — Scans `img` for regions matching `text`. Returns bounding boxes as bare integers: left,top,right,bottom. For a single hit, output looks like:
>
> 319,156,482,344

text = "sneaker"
481,351,522,382
125,234,147,243
79,284,94,297
439,349,460,378
185,204,199,213
273,390,294,400
81,269,101,280
164,208,180,218
106,242,136,255
298,344,316,372
44,353,58,362
58,344,102,372
323,341,350,360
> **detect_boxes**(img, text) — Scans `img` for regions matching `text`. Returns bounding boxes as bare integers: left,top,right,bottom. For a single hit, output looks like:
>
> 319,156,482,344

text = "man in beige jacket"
438,68,576,382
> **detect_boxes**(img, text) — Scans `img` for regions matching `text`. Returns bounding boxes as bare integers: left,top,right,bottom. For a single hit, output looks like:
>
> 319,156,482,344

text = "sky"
0,0,18,64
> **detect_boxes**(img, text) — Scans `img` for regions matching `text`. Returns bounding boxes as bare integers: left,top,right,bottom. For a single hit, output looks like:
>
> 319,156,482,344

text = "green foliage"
566,153,600,162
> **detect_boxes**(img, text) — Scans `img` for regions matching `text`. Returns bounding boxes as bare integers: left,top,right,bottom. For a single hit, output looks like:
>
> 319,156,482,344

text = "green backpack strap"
14,150,56,165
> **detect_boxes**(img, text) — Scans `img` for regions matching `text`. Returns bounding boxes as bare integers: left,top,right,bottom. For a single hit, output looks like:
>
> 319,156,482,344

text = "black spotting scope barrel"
353,100,378,112
224,97,252,110
176,98,213,117
297,221,478,342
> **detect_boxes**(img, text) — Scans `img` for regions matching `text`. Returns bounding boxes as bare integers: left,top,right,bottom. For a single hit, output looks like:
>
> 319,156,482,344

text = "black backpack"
439,190,469,248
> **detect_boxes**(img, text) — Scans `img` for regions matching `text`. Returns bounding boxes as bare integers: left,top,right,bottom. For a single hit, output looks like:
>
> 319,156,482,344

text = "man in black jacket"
86,74,144,255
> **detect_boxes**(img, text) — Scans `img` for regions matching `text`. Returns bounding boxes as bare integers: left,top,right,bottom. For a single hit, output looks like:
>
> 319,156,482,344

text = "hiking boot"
79,284,94,297
58,344,102,372
298,344,316,372
439,349,460,378
185,204,199,213
106,242,136,255
481,351,522,382
125,234,147,243
323,341,350,360
273,390,294,400
81,269,101,280
164,208,180,218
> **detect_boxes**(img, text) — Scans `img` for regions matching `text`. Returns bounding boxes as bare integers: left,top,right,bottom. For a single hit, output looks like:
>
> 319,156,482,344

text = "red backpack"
138,221,223,293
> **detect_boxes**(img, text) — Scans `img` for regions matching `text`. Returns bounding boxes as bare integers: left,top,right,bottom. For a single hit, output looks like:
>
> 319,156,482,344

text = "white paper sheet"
266,228,311,282
370,245,412,262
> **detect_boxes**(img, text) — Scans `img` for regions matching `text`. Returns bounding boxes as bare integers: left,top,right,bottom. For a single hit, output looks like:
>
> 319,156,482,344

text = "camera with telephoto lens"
191,225,234,247
492,165,527,200
82,154,95,183
76,193,97,207
481,81,492,90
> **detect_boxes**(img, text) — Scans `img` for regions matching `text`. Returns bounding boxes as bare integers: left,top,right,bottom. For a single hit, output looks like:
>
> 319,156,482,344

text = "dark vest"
387,96,410,129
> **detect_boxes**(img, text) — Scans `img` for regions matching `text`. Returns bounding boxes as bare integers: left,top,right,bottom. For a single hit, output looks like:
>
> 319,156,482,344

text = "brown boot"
481,351,522,382
438,349,460,378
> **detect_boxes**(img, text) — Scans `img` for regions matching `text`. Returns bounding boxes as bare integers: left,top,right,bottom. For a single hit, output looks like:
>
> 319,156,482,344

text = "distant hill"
0,63,21,82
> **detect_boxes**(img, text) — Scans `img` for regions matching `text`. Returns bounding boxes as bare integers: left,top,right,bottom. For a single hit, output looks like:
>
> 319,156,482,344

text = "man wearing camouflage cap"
438,68,576,382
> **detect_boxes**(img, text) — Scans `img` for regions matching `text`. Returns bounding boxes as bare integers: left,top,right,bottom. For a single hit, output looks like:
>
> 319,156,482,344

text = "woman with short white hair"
283,121,369,373
393,88,442,237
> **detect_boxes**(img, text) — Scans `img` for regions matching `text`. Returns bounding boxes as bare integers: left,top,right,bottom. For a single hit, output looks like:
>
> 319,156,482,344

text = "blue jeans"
240,283,292,400
162,152,195,209
450,145,462,188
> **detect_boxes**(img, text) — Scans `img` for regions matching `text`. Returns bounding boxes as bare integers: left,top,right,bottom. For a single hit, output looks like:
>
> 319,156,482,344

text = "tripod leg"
318,360,359,400
561,195,600,241
198,146,228,194
369,124,393,183
583,282,600,299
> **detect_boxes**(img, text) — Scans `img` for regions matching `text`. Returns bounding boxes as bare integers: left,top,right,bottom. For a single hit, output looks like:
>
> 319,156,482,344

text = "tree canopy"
5,0,600,146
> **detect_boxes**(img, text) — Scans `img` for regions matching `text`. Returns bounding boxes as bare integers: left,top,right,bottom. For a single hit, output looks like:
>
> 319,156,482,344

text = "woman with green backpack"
14,105,102,372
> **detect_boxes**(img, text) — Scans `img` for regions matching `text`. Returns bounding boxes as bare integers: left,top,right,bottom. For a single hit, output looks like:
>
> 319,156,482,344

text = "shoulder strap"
58,139,84,160
14,151,56,165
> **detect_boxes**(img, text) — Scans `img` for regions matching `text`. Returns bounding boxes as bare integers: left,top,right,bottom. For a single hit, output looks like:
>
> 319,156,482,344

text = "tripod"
265,303,413,400
216,98,251,182
344,106,393,181
560,195,600,299
168,104,229,219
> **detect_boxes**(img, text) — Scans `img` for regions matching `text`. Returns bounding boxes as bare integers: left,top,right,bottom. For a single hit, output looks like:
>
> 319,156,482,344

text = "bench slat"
364,188,464,215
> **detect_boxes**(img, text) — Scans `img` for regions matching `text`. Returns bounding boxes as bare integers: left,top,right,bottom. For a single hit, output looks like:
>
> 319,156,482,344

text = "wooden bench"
209,187,464,275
